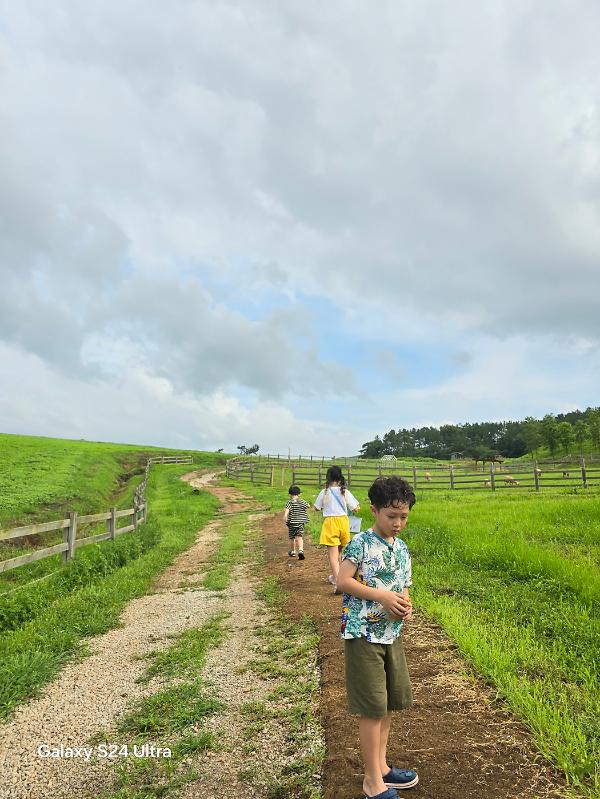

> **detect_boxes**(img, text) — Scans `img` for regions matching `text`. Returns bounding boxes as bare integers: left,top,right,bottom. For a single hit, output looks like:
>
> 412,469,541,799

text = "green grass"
98,615,228,799
240,575,324,799
0,433,229,593
0,465,222,720
201,514,258,590
226,477,599,798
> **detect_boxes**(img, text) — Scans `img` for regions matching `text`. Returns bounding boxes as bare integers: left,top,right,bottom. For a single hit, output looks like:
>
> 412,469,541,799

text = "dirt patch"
261,513,571,799
181,472,259,514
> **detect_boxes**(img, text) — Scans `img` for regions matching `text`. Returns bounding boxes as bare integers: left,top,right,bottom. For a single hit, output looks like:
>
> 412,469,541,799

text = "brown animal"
562,471,570,478
484,480,492,487
504,476,519,486
424,471,432,482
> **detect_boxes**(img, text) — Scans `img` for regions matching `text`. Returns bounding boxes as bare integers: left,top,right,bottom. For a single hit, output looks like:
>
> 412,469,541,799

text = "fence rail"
0,455,193,577
225,457,599,493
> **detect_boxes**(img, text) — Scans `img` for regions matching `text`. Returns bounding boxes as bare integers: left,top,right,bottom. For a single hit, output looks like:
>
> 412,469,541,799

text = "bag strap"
330,488,348,514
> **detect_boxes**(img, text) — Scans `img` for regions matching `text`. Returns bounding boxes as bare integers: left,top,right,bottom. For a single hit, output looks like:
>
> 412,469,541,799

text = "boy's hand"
379,591,412,620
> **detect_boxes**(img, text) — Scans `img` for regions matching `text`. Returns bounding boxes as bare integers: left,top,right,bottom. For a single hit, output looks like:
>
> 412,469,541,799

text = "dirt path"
261,513,571,799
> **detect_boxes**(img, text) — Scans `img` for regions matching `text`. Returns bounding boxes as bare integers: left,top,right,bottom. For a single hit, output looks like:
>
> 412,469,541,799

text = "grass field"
0,433,227,593
0,463,222,720
224,476,600,798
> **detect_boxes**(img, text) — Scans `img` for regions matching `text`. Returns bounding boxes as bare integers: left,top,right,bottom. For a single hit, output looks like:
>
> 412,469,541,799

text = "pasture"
226,475,600,797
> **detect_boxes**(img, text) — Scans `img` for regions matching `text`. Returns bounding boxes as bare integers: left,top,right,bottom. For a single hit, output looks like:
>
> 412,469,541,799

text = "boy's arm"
283,508,289,523
336,560,412,620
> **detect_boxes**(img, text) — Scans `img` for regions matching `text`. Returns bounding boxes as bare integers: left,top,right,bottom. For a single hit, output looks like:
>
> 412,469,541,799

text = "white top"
314,486,359,517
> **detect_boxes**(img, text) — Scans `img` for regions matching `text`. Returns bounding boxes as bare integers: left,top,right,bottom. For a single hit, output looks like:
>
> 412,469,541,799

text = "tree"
588,411,600,454
557,421,574,455
237,445,247,455
574,420,589,455
541,415,560,456
523,416,543,458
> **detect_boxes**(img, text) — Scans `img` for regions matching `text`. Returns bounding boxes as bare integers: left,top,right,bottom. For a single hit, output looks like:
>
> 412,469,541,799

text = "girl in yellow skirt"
314,465,360,593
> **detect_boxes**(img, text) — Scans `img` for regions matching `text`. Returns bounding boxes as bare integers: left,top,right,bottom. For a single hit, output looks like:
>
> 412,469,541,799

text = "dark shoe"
383,767,418,790
298,551,305,560
364,789,399,799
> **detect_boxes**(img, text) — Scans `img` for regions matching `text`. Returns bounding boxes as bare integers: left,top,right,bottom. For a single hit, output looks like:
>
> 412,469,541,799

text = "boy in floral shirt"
336,476,418,799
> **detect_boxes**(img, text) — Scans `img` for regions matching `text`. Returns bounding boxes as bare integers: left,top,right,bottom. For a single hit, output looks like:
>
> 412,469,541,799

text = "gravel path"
0,472,225,799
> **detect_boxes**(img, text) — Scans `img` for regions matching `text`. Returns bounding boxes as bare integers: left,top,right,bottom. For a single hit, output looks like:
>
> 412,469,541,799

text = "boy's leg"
379,713,392,775
297,534,305,559
359,716,388,798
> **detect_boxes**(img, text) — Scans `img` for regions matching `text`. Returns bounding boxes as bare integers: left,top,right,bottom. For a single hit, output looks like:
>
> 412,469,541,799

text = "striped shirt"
285,498,310,526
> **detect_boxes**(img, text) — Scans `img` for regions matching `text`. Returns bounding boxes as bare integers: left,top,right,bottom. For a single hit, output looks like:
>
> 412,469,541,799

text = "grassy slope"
0,432,219,529
0,463,222,720
225,477,599,797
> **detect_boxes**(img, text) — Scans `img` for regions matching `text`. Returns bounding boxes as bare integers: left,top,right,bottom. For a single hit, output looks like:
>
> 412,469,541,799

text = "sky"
1,1,600,456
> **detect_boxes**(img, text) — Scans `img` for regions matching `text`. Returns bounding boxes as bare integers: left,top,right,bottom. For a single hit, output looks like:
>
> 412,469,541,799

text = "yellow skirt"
319,516,351,548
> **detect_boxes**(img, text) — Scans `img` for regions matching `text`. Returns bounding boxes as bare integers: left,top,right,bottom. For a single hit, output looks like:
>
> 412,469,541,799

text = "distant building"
450,452,464,460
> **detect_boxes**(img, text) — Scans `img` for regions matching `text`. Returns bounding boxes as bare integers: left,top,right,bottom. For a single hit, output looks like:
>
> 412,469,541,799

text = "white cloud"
1,1,600,450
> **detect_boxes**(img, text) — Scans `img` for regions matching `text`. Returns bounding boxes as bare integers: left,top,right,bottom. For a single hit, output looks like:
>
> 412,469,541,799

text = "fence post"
63,511,77,563
348,463,352,487
250,467,254,485
109,507,117,539
270,466,274,487
490,463,496,491
581,457,588,488
449,465,455,490
132,504,138,532
292,465,296,484
378,463,382,476
533,460,540,492
142,501,148,524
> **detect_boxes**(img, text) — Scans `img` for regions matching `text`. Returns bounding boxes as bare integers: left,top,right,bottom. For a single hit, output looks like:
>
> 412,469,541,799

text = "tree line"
359,407,600,461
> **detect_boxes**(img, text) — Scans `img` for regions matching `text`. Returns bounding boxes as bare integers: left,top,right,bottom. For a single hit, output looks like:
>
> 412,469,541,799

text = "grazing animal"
504,476,519,485
562,471,570,478
424,471,432,482
484,480,492,487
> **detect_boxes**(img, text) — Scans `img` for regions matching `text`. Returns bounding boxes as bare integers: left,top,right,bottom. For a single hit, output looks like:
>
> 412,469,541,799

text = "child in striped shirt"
284,485,310,560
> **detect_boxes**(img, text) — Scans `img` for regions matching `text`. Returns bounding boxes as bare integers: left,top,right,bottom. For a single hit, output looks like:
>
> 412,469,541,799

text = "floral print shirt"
340,528,412,644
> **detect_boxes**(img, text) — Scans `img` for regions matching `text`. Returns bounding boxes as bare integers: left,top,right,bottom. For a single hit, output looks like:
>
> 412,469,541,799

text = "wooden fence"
226,457,600,493
0,455,193,577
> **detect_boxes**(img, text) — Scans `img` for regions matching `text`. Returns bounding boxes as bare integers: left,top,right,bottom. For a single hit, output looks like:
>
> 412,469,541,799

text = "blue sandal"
383,766,419,790
364,790,399,799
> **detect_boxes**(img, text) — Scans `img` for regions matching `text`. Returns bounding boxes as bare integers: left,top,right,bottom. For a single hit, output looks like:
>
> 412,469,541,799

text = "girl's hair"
325,465,346,494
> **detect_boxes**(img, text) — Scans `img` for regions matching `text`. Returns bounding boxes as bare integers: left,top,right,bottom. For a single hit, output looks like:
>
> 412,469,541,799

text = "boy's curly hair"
368,476,416,510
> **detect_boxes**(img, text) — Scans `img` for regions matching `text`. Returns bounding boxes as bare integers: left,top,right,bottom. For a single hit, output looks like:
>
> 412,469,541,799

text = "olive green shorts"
344,635,412,717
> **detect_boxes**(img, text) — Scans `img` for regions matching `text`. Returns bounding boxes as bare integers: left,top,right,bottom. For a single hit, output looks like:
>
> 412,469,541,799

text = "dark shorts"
287,524,305,540
344,635,412,717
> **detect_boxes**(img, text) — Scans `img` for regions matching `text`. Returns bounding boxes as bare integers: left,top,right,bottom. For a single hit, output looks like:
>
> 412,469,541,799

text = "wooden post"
581,457,588,488
490,463,496,491
378,463,382,476
281,467,284,487
318,466,322,486
250,468,254,485
449,465,455,490
292,466,296,484
412,465,417,489
348,464,352,487
133,504,138,532
270,466,274,487
63,511,77,563
109,507,117,539
533,460,540,492
142,501,148,524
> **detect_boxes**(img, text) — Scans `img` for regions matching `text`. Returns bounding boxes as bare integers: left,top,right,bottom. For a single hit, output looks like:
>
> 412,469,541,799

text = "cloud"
1,1,600,450
0,342,366,454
